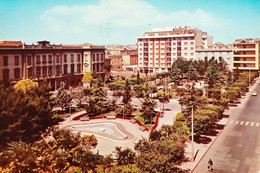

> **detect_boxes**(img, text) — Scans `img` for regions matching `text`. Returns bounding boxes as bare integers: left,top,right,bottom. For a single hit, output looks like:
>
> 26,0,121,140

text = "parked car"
252,91,257,96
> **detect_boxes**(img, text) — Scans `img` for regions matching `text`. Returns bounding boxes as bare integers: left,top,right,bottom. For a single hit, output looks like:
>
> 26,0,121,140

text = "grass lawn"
133,109,155,129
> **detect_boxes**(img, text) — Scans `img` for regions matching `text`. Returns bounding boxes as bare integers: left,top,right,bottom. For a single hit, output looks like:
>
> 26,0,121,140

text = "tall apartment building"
0,40,106,90
137,26,212,73
232,38,260,71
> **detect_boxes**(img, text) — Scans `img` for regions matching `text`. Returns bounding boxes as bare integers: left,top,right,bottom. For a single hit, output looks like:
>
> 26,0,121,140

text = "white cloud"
42,0,232,44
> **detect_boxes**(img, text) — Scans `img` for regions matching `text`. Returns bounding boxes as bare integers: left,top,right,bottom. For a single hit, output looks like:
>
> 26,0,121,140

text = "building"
82,43,106,80
109,55,123,71
137,26,213,73
232,38,260,71
0,40,106,90
196,42,232,70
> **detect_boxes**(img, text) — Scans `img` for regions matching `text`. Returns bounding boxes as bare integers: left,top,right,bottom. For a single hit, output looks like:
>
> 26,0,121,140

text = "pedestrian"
208,158,213,171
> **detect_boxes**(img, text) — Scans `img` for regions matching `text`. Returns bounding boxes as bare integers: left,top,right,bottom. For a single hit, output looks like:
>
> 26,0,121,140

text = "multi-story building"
109,55,123,71
82,43,106,80
232,38,260,71
137,26,212,73
0,40,106,90
196,42,232,70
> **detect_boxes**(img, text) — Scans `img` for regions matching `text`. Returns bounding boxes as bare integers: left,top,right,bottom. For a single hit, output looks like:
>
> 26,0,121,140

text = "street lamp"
191,105,194,162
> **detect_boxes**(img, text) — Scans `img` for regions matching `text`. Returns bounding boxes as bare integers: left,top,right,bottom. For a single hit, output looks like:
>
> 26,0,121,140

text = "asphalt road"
193,84,260,173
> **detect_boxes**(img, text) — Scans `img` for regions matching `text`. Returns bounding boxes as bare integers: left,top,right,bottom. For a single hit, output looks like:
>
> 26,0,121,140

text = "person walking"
208,158,213,171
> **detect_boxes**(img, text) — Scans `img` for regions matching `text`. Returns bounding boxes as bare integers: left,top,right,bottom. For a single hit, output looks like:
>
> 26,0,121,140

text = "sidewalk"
180,78,259,172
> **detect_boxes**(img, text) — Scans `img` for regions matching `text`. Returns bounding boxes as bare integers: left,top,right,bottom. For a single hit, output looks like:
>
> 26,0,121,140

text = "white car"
252,91,257,96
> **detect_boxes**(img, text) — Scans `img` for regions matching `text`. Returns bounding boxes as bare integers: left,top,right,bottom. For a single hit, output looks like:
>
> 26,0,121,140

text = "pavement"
181,78,260,172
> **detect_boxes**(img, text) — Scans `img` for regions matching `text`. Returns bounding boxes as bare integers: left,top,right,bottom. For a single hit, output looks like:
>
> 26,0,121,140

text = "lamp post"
249,69,251,90
191,105,194,162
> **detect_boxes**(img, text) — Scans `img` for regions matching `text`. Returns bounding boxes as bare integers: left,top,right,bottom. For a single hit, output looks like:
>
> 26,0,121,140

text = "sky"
0,0,259,45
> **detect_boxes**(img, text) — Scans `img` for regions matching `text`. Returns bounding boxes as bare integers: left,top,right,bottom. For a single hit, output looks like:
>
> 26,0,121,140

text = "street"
193,84,260,173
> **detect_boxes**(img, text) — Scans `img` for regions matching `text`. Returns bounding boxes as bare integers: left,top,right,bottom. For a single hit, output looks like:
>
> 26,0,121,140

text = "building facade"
137,26,212,73
232,38,260,71
109,55,123,71
196,42,232,70
0,41,106,90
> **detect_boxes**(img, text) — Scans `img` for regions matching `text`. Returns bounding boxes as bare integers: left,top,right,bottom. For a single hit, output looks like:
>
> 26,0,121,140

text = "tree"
0,129,112,172
85,88,114,116
205,64,220,88
82,71,93,84
0,80,54,146
140,97,157,124
14,78,38,92
135,138,187,173
114,147,136,165
82,135,98,149
54,82,72,111
188,65,198,81
122,79,131,105
71,86,85,107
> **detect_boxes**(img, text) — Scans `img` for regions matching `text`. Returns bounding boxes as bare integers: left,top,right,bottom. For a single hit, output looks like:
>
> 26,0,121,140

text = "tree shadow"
222,114,229,118
194,136,212,144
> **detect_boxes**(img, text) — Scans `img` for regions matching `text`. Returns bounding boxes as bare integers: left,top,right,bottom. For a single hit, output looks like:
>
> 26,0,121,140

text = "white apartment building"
137,26,212,73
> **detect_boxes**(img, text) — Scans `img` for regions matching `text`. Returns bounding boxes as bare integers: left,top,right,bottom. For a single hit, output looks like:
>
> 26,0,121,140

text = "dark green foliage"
85,88,115,116
114,146,136,165
0,81,54,146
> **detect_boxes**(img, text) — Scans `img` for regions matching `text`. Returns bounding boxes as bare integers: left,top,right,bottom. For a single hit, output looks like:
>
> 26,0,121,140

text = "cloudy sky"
0,0,259,45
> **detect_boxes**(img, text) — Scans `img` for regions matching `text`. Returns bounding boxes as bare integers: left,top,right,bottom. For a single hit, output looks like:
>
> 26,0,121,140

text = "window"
3,56,8,66
234,57,240,61
71,64,74,74
15,56,19,66
36,68,41,77
48,55,52,63
43,55,47,64
36,55,41,64
56,67,60,76
219,57,222,61
56,55,60,63
97,54,99,61
204,57,208,61
43,67,47,76
93,64,95,71
64,54,67,63
77,54,80,62
27,56,32,65
77,64,81,72
48,67,52,76
28,68,33,78
2,69,9,81
101,54,103,61
71,54,74,62
92,54,95,61
64,65,68,74
14,68,20,79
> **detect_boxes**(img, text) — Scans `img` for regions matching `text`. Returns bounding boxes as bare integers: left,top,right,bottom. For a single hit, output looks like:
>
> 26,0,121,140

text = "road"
193,84,260,173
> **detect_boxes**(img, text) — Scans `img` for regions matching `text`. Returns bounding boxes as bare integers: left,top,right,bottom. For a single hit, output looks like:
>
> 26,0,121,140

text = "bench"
80,117,89,121
107,115,116,119
130,119,136,123
139,126,146,131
